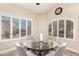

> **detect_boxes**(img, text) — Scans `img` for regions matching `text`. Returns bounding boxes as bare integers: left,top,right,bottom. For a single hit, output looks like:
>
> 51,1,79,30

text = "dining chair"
45,42,67,56
54,42,66,56
26,50,37,56
16,42,27,56
26,36,34,47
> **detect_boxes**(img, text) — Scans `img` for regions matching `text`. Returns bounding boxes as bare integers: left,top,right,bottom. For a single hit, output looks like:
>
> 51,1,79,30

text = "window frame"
21,19,27,37
2,16,11,39
0,14,32,42
48,18,75,41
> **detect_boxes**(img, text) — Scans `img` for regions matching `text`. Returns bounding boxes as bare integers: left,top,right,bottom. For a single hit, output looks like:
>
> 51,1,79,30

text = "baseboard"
0,48,16,54
66,47,79,54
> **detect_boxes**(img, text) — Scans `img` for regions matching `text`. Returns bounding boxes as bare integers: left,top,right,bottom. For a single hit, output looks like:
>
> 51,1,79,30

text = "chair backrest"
54,42,66,56
16,42,27,56
26,36,34,40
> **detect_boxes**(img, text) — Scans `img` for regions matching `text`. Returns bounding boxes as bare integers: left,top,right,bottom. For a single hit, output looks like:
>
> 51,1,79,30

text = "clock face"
55,7,63,15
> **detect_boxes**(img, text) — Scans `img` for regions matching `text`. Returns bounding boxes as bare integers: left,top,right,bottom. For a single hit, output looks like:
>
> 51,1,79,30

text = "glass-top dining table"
25,40,58,56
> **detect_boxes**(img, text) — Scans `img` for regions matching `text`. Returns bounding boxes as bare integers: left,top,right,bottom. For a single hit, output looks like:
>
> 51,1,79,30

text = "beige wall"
35,13,49,41
0,3,79,53
37,3,79,52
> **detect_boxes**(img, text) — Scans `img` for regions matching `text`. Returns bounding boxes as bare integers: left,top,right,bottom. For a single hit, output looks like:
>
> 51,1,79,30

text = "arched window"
66,20,73,39
48,19,73,39
48,23,52,36
53,21,57,36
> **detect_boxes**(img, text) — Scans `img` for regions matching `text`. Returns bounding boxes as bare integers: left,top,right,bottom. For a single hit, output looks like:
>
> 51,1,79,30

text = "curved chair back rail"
54,42,66,56
45,42,67,56
16,42,27,56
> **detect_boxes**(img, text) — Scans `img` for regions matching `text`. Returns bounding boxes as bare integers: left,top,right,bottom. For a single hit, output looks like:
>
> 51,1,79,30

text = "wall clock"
55,7,63,15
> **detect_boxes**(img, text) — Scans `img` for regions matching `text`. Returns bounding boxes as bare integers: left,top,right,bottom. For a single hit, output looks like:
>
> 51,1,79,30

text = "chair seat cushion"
26,51,37,56
45,51,55,56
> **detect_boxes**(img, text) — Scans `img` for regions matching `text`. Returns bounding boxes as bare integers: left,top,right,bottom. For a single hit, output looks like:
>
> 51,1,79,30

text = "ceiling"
13,3,55,14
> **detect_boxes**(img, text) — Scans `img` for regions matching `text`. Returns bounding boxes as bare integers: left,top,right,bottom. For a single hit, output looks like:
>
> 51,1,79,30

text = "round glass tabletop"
25,40,58,56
